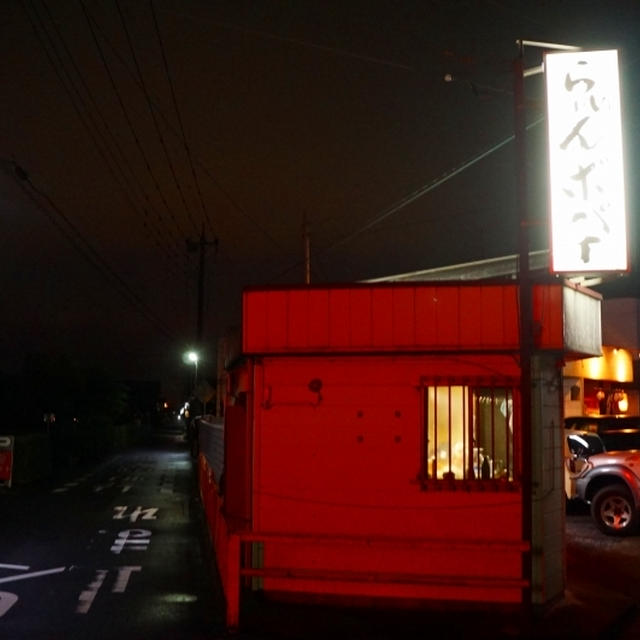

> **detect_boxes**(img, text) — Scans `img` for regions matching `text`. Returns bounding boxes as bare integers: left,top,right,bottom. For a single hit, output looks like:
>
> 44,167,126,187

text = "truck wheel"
591,486,638,536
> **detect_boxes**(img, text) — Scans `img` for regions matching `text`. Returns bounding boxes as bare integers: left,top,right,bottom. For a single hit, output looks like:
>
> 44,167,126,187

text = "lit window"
421,380,517,487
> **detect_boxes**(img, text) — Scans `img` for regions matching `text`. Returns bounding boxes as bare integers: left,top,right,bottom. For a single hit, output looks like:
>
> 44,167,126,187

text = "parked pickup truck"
565,429,640,536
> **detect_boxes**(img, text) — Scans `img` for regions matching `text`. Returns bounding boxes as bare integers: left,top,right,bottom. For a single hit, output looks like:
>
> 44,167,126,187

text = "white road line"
0,567,66,585
112,566,141,593
76,569,108,614
0,563,29,571
0,592,19,618
113,506,127,519
53,476,91,493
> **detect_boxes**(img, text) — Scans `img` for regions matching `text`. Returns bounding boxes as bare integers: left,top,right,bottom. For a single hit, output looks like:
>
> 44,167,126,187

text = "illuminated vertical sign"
545,49,627,273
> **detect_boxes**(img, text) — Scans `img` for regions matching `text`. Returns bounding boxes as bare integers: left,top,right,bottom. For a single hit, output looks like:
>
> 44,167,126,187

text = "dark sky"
2,1,639,401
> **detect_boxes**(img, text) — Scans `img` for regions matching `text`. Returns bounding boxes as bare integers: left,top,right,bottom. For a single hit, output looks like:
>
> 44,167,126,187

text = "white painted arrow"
0,567,66,585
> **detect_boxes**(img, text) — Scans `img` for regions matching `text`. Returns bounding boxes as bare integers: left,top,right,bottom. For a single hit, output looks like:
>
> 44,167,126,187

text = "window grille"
421,380,517,486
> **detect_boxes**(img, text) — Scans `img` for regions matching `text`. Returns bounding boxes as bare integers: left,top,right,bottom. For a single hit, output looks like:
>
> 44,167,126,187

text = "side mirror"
567,433,600,459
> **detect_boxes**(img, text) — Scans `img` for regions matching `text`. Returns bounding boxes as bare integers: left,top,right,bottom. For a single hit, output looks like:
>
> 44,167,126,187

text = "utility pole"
514,38,581,610
186,223,218,344
513,43,532,610
303,214,311,284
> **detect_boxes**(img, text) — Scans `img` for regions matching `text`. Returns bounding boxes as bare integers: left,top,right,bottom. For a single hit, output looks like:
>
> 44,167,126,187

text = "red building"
198,279,602,628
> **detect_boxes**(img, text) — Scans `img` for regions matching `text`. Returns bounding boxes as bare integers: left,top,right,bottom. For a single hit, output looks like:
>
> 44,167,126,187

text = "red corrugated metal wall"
249,354,524,603
243,282,565,354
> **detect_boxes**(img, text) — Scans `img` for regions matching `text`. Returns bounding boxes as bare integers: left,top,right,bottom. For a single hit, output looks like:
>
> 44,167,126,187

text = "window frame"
419,376,521,491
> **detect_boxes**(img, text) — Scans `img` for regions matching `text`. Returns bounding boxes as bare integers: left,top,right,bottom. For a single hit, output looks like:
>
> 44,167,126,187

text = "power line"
12,162,177,341
160,8,415,72
82,4,289,260
115,0,199,237
149,0,212,240
268,117,545,283
79,0,186,246
325,129,532,252
21,0,206,342
24,0,188,279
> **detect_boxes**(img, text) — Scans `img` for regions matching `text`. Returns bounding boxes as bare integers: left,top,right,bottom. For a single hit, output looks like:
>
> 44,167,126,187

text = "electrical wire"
79,0,186,249
149,0,212,239
26,0,187,279
160,7,415,72
82,3,290,261
13,163,177,342
268,117,545,283
326,117,545,253
115,0,199,237
23,0,204,341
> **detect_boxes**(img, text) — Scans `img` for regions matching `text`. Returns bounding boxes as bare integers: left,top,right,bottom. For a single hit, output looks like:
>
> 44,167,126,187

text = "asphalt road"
0,427,224,640
566,504,640,639
5,426,640,640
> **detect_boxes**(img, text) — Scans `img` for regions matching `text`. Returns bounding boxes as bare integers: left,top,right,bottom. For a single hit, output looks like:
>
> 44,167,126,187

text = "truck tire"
591,485,638,536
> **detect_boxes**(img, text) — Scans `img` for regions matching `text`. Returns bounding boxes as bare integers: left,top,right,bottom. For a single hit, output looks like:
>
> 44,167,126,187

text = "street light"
186,351,199,388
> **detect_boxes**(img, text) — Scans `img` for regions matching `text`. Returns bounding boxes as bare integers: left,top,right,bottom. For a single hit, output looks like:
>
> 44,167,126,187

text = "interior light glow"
546,50,627,273
617,392,629,413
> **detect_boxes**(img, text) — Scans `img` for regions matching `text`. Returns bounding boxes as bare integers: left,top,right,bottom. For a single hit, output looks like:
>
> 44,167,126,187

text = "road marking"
112,566,141,593
0,591,18,618
110,529,152,554
113,506,128,519
0,563,29,571
113,506,159,522
75,565,142,613
94,477,117,493
52,476,92,493
76,569,108,614
0,567,66,585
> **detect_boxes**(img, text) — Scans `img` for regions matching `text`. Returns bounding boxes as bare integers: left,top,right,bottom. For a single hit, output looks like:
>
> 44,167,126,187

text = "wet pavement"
3,426,640,639
210,500,640,639
0,426,223,639
217,498,640,640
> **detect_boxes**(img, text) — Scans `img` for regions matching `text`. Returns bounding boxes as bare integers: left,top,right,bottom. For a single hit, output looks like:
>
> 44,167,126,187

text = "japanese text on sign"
546,49,627,273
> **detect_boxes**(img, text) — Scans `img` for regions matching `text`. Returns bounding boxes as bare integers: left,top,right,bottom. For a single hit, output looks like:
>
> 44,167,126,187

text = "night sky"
2,1,639,401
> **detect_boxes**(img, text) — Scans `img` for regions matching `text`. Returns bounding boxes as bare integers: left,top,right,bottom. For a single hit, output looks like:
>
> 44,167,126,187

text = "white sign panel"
545,49,627,273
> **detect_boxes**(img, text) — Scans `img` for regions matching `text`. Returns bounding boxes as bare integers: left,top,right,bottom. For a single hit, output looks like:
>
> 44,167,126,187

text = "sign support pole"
514,45,533,609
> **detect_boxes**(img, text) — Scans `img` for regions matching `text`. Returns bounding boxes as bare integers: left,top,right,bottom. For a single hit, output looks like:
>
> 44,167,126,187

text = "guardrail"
196,415,224,483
